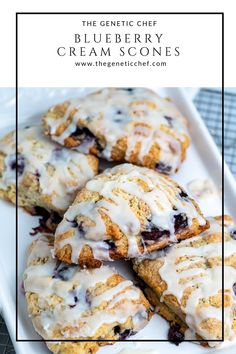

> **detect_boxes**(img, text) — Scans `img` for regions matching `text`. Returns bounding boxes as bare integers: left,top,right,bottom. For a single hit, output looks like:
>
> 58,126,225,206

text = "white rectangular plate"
0,87,236,354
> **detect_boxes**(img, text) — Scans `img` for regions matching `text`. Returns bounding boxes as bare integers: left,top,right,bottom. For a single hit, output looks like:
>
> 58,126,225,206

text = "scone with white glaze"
133,216,236,347
23,236,152,354
43,87,190,174
0,125,98,215
54,163,208,267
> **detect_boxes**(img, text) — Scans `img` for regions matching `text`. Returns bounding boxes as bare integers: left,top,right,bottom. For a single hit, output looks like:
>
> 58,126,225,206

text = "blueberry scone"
43,88,190,174
0,126,98,215
54,164,208,267
133,216,236,346
23,236,152,354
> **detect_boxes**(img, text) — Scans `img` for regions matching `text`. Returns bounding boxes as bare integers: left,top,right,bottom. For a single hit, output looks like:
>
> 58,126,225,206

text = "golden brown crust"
43,88,190,174
144,286,208,347
54,164,208,267
47,341,101,354
133,215,236,345
55,216,207,267
0,126,99,214
24,237,152,354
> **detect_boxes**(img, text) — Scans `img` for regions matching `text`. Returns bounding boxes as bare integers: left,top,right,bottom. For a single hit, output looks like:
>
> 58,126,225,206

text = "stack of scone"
0,88,234,353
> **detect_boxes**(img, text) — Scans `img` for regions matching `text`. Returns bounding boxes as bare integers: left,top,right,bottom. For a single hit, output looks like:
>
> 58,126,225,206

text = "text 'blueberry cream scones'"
0,126,98,215
54,164,208,267
43,88,190,174
23,236,152,354
133,216,236,347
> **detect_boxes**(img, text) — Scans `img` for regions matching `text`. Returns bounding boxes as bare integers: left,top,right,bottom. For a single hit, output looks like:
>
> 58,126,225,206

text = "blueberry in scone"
54,163,208,267
133,215,236,347
23,236,152,354
0,125,98,215
43,88,190,174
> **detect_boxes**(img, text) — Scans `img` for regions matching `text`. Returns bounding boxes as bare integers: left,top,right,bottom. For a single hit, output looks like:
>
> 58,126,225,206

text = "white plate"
0,87,236,354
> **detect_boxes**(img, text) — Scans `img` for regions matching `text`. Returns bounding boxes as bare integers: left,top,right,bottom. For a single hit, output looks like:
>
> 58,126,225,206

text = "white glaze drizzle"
24,237,149,340
0,126,96,211
45,88,189,173
157,216,236,346
55,164,206,262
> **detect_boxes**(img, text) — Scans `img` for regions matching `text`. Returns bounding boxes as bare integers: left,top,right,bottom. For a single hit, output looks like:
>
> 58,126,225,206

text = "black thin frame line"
15,12,224,343
222,12,225,342
15,11,18,344
16,12,223,15
15,339,224,342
